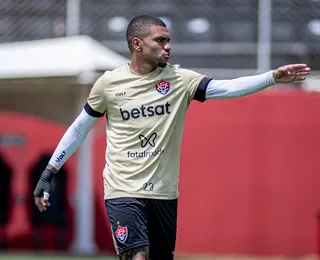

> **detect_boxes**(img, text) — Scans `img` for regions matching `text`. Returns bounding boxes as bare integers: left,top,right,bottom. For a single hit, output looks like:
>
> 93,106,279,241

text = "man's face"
140,25,171,68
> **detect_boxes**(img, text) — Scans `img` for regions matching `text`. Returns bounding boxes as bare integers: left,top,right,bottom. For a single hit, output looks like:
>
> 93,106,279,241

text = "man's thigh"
105,197,150,256
119,246,149,260
149,199,178,260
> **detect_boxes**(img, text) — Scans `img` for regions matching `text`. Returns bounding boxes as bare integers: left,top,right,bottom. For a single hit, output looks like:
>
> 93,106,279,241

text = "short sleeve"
178,68,211,102
86,74,107,116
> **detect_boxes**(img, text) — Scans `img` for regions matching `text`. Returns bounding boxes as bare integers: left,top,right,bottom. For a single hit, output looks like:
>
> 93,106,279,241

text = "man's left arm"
204,64,310,100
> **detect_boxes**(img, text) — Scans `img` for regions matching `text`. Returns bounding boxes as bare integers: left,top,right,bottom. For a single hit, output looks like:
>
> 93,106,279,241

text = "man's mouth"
163,53,171,59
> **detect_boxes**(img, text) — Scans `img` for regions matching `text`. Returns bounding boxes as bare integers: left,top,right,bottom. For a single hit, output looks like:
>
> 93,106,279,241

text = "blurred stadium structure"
0,0,319,74
1,0,320,259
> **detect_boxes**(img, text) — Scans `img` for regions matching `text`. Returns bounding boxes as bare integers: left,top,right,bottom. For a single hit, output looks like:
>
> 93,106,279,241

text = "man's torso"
88,64,205,199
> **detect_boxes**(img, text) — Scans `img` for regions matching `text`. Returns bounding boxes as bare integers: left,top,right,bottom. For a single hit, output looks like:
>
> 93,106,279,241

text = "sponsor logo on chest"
119,102,171,121
117,80,173,121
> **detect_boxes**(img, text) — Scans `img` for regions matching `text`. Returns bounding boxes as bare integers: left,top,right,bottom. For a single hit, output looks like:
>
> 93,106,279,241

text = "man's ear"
132,37,142,52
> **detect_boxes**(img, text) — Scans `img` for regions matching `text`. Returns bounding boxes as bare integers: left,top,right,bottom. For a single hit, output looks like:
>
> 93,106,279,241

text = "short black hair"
126,15,167,51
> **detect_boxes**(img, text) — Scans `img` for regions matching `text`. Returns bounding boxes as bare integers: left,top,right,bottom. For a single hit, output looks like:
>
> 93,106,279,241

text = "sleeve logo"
155,80,170,95
55,151,66,163
115,225,128,243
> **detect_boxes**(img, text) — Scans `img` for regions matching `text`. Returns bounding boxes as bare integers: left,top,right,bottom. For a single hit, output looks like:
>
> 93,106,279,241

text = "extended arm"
205,64,310,100
206,71,276,99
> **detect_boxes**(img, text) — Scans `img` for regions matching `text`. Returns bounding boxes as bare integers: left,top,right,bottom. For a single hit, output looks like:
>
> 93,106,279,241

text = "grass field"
0,253,318,260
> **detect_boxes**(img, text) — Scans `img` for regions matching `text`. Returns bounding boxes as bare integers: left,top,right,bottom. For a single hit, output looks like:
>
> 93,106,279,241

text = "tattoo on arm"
121,246,149,260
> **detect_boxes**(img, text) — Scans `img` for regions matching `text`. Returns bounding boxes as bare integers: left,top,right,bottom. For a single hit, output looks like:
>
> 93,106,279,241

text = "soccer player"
34,15,310,260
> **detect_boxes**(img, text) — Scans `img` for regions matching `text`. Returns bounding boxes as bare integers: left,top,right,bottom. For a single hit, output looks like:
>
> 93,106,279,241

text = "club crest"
155,80,170,95
115,225,128,243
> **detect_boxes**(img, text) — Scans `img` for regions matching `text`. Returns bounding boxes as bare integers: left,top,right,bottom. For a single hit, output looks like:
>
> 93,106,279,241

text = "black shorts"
105,197,177,260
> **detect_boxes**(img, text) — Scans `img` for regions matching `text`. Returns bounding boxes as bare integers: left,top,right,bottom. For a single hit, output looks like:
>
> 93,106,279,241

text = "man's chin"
158,62,168,68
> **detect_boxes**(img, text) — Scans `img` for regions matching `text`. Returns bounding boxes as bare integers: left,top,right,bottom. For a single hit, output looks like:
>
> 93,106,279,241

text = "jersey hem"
104,191,179,200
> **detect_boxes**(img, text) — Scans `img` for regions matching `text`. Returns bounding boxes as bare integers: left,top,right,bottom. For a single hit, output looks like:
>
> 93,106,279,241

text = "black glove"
34,168,53,197
34,168,53,212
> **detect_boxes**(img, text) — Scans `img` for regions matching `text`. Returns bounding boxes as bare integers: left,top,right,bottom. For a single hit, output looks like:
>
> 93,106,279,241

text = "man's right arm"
34,73,108,212
47,104,103,172
33,104,104,212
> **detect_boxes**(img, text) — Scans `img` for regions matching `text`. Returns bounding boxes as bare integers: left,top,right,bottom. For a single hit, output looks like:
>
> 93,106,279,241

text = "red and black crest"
155,80,170,95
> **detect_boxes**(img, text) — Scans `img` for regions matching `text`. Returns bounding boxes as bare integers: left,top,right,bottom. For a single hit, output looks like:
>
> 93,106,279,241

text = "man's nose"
164,42,171,51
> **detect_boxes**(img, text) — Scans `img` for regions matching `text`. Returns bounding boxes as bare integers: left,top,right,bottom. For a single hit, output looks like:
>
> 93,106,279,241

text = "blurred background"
0,0,320,259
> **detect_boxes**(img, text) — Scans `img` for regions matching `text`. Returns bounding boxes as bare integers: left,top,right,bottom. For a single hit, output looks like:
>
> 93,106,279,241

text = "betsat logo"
119,102,170,121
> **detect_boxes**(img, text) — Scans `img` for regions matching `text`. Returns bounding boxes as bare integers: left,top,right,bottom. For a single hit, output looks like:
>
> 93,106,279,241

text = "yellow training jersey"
87,63,209,200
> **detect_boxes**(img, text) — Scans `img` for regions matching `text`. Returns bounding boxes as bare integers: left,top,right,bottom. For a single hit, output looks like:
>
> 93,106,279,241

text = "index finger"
34,197,44,212
288,64,308,70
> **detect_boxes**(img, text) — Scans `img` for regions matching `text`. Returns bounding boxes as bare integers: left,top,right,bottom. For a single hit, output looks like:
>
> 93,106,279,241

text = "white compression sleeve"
205,70,277,100
48,109,99,170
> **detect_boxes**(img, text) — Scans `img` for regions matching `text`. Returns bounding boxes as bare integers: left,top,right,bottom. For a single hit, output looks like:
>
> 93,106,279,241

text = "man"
34,15,310,260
